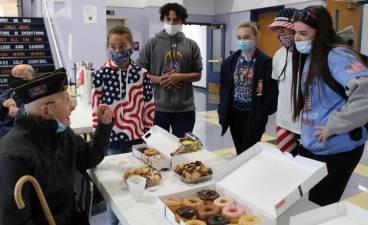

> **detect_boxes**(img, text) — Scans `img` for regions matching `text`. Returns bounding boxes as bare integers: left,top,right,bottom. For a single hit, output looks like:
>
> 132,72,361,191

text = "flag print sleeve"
142,71,155,131
328,47,368,88
92,68,104,130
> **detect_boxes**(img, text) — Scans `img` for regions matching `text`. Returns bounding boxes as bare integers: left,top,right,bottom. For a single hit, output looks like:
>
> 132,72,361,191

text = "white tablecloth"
88,150,319,225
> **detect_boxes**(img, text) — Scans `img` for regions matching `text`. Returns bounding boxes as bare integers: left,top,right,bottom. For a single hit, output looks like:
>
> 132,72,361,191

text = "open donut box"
290,201,368,225
132,126,181,170
155,142,328,225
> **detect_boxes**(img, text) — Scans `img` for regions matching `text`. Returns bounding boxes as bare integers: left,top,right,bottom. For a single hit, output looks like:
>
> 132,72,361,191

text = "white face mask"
164,23,182,35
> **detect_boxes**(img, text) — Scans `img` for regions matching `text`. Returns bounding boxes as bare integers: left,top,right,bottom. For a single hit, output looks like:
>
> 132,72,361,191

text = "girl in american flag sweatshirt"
92,26,155,152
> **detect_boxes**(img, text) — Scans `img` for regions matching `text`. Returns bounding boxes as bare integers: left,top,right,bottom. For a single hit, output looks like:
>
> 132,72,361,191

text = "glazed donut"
213,196,234,209
222,204,246,223
197,204,221,221
176,206,197,221
197,190,219,203
144,148,159,156
183,197,204,209
206,215,229,225
185,219,206,225
165,197,183,213
239,214,262,225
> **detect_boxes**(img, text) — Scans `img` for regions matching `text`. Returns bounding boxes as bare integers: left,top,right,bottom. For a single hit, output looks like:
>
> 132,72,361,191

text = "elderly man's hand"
3,99,17,108
97,104,113,124
8,106,19,118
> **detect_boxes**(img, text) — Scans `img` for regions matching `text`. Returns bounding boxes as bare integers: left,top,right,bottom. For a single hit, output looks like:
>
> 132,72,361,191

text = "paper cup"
127,175,146,202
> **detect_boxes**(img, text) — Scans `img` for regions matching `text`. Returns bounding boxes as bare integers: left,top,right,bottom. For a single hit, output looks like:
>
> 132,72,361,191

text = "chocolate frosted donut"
197,190,219,202
197,204,221,221
177,206,197,219
206,215,229,225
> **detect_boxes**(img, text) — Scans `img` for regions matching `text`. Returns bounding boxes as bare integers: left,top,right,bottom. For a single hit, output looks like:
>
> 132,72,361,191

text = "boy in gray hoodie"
137,3,202,138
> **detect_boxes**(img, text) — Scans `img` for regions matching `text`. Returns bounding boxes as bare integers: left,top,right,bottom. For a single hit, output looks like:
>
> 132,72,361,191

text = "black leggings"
299,144,364,206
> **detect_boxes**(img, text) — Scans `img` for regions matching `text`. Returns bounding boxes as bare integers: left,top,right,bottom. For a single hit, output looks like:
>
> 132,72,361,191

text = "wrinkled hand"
8,106,19,117
160,72,183,89
97,104,113,124
3,99,16,108
314,125,328,143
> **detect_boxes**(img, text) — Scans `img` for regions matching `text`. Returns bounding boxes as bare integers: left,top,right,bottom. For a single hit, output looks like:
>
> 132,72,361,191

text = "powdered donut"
213,196,234,209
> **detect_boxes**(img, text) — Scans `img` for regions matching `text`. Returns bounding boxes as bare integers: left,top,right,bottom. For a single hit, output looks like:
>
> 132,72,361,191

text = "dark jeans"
154,111,195,138
299,144,364,206
229,106,262,155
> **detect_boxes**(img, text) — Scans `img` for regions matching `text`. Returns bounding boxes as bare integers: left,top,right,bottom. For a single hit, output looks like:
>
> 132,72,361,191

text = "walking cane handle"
14,175,57,225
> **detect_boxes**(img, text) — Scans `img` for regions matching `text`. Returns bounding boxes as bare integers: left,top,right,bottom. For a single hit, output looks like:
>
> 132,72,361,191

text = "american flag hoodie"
92,59,155,148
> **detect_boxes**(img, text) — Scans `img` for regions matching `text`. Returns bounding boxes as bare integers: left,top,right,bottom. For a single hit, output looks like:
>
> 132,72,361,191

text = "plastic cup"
127,176,146,202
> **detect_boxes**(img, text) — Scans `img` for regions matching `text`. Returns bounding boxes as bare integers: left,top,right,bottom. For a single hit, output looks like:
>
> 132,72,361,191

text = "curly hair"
159,3,188,23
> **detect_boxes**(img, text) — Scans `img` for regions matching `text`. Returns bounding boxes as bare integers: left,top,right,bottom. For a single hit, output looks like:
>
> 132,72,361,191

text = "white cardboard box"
290,201,368,225
156,142,328,225
132,126,180,170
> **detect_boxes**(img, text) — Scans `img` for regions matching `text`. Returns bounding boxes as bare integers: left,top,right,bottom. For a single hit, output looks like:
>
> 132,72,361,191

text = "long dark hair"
291,5,345,121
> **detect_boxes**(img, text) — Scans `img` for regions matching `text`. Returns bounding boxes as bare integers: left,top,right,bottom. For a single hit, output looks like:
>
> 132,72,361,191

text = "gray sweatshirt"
326,76,368,136
137,31,202,112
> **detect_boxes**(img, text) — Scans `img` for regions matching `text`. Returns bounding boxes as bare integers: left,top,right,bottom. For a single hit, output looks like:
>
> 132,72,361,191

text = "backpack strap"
322,49,367,141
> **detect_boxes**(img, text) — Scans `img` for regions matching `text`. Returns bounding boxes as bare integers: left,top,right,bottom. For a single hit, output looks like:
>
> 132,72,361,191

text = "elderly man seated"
0,64,35,139
0,69,113,225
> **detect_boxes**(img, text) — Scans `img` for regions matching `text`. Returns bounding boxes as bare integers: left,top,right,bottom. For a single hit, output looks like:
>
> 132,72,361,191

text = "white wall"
184,0,215,15
106,0,182,8
214,0,322,14
182,24,207,88
362,4,368,55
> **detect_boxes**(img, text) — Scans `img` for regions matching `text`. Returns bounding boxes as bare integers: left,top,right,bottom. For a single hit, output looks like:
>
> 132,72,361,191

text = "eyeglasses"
293,10,317,22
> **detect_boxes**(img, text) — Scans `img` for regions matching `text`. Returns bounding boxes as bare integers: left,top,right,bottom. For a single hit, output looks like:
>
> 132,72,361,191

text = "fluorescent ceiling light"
0,5,4,17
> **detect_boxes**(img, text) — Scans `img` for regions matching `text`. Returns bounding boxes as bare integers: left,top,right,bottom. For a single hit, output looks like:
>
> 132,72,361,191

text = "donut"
222,204,246,223
197,190,219,203
206,215,229,225
176,206,197,222
144,148,159,156
213,196,234,209
165,197,183,213
239,214,262,225
183,197,204,209
185,219,206,225
197,204,221,221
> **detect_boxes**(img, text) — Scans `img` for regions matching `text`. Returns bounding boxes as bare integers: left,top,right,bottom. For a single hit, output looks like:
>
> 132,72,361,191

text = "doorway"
326,0,362,50
182,24,225,93
251,7,283,57
182,24,207,88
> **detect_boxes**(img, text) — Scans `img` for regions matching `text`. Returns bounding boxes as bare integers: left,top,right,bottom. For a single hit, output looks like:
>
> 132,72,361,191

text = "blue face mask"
56,121,66,133
237,40,255,52
295,40,312,54
109,49,132,65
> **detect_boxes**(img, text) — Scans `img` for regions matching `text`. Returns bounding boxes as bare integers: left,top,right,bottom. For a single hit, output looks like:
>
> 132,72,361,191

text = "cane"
14,175,57,225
